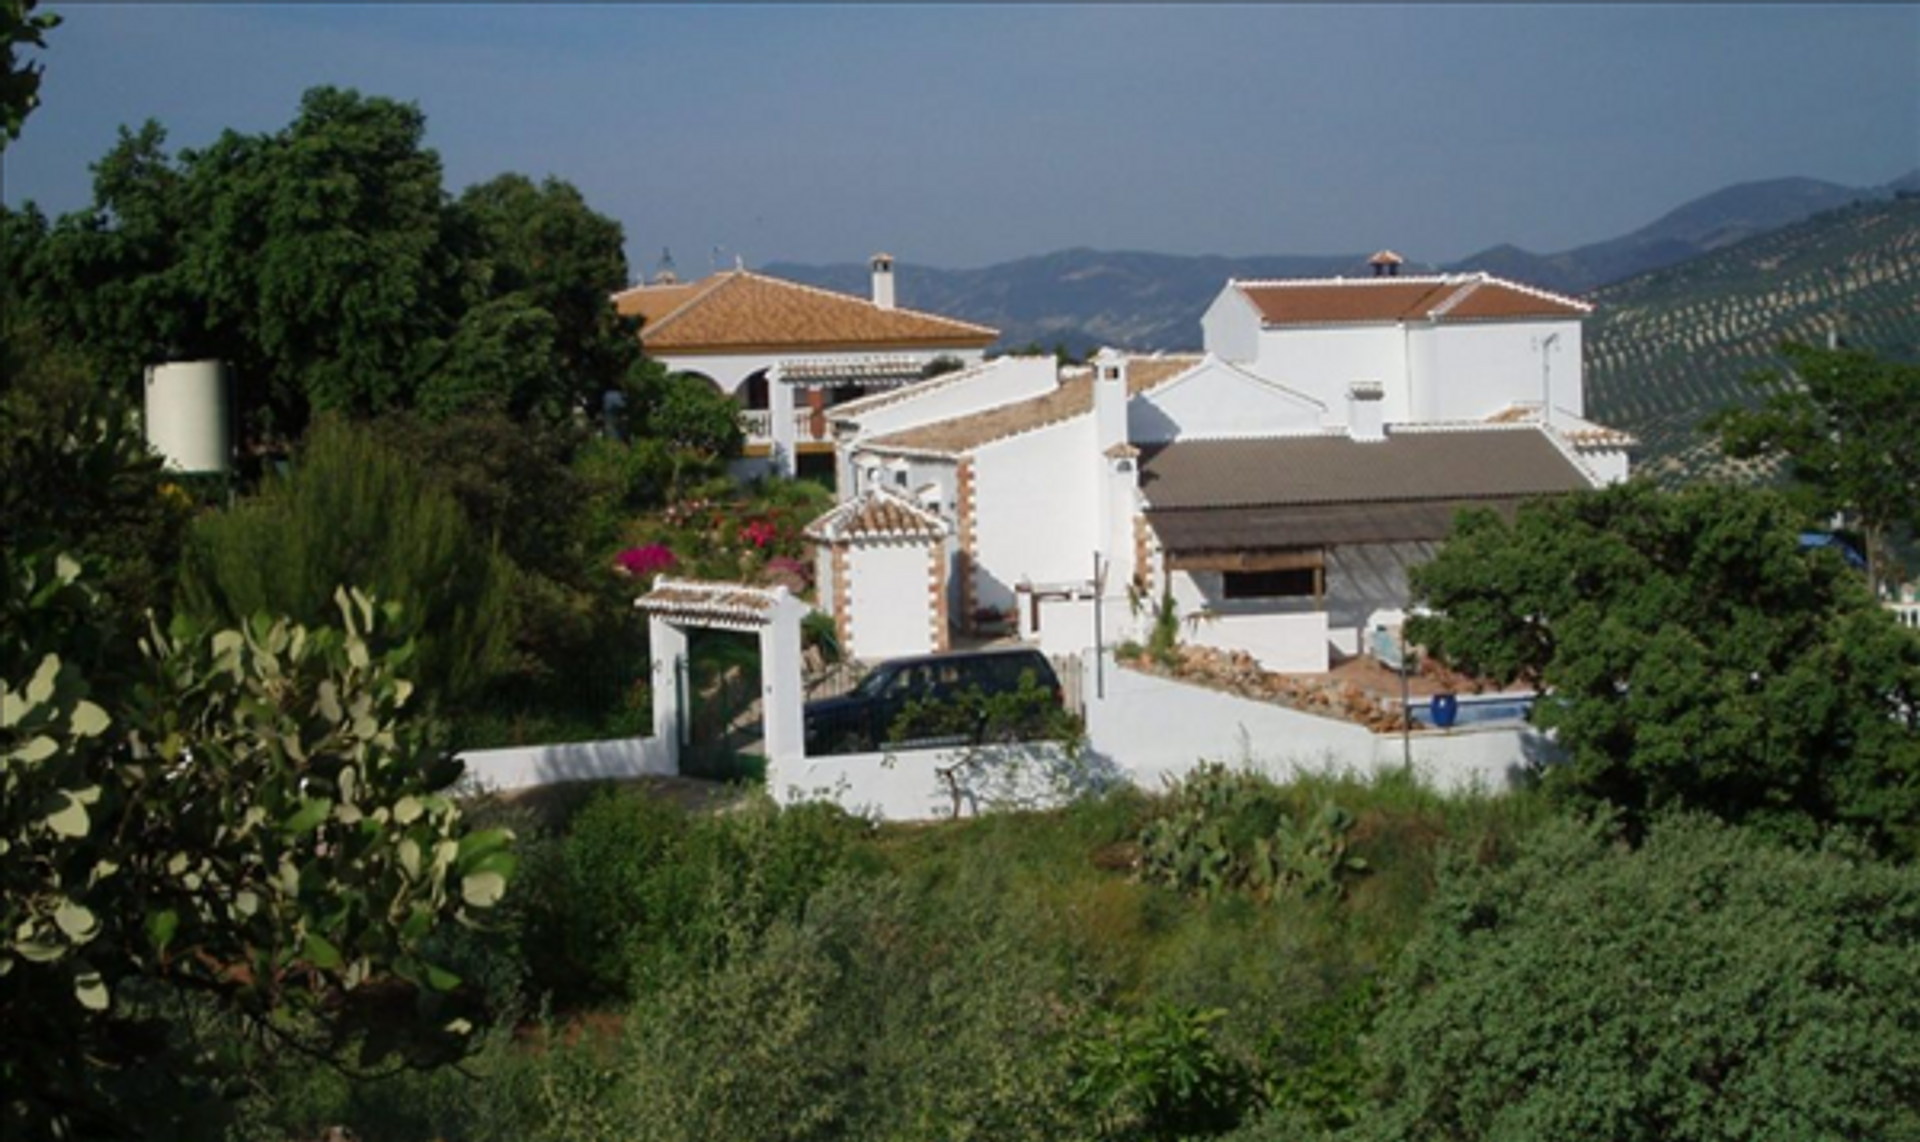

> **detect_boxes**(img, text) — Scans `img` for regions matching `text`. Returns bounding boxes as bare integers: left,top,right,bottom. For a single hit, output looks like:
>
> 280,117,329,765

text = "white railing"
1888,601,1920,631
741,409,832,445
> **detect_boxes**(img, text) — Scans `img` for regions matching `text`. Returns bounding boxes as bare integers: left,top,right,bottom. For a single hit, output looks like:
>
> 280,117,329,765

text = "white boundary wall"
459,736,677,794
1083,653,1549,794
770,741,1104,821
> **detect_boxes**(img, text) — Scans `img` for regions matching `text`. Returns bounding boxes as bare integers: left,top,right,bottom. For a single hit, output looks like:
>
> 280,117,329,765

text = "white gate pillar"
648,614,688,769
760,587,807,766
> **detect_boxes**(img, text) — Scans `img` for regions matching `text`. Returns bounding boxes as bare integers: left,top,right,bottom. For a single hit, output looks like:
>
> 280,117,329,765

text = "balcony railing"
741,409,832,445
1888,601,1920,631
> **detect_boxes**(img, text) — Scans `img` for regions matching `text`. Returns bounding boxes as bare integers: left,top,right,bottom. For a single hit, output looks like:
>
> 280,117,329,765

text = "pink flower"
615,544,678,577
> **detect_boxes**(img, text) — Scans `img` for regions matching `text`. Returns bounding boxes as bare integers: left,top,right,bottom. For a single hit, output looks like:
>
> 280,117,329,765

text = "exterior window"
894,470,910,488
1222,568,1318,600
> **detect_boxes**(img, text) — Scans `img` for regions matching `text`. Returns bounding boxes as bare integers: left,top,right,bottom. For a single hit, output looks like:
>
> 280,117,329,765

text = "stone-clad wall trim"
957,458,979,631
831,542,852,655
929,544,950,651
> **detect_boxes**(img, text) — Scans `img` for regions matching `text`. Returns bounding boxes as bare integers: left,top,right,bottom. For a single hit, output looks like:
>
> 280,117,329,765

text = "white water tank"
144,360,231,473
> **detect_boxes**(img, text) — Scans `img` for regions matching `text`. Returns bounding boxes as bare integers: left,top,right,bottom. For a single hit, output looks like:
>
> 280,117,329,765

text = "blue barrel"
1429,693,1459,728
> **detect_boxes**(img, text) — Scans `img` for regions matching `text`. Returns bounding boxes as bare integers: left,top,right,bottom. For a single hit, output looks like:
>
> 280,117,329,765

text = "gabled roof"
611,270,998,354
804,486,948,543
1232,273,1590,327
867,355,1202,456
1140,427,1596,553
1138,427,1592,510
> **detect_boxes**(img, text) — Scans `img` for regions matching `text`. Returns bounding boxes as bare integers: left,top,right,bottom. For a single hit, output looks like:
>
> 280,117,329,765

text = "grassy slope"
1584,196,1920,485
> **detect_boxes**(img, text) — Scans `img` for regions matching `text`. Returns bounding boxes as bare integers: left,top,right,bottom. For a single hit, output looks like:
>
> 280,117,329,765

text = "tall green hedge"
177,418,513,709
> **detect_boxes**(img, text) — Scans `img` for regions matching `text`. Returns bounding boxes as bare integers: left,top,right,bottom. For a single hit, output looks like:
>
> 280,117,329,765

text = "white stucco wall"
1129,359,1325,443
1084,656,1550,795
969,418,1102,612
770,741,1090,821
847,540,937,660
842,356,1058,440
1186,611,1331,674
1200,288,1262,364
1406,320,1585,422
458,735,677,793
1250,326,1411,421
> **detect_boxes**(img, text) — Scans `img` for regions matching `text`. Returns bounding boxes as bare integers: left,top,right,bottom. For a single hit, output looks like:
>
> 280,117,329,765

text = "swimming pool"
1410,693,1537,728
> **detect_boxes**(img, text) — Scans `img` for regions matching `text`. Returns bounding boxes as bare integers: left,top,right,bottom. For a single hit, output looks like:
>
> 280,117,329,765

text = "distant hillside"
764,249,1382,357
1584,194,1920,485
1450,175,1905,295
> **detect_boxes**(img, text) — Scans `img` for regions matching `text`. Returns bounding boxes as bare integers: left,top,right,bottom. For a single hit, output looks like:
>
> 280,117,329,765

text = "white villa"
612,255,998,476
810,265,1635,672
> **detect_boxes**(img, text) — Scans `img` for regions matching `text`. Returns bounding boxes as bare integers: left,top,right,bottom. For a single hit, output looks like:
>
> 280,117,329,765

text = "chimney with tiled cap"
1369,250,1404,278
1348,380,1386,442
870,252,896,310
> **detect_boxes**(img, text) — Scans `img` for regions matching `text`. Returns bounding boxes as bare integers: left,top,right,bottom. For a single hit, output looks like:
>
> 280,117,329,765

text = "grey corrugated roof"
1150,500,1530,554
1136,428,1592,511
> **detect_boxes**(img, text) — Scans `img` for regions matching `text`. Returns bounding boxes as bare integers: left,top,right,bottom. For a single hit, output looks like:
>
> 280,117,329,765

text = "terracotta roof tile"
805,486,948,543
614,270,997,354
634,578,787,627
1235,273,1589,326
867,355,1201,456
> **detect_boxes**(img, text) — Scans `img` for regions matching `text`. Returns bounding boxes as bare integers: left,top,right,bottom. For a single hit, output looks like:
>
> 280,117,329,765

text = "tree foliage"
0,0,57,146
1709,342,1920,590
1407,482,1920,849
1356,814,1920,1142
177,419,515,710
2,552,511,1139
11,87,640,436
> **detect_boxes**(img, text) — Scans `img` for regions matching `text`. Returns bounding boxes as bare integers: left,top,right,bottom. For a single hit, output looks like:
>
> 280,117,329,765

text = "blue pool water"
1410,694,1536,728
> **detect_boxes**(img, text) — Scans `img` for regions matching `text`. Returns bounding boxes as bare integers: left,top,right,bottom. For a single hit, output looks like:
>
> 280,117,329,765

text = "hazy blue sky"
5,4,1916,274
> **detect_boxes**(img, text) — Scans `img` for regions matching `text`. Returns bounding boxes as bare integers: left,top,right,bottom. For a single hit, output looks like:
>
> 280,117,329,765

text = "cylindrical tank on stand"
144,360,232,474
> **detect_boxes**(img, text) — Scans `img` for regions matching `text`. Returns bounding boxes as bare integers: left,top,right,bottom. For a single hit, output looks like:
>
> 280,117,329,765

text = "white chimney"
870,252,895,310
1092,349,1129,454
1347,380,1386,443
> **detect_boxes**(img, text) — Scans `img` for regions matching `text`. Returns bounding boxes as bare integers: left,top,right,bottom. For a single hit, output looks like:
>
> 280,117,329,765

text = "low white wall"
458,735,677,794
770,741,1105,822
1083,653,1546,794
1023,592,1140,659
1187,611,1330,674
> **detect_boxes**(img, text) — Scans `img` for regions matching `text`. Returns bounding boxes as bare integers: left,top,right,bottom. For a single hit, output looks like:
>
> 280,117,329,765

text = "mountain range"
765,171,1920,355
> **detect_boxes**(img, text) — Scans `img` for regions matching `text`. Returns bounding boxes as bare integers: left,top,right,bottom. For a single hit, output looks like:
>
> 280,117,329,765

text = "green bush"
176,419,514,709
1137,765,1367,902
515,791,873,1007
1354,813,1920,1142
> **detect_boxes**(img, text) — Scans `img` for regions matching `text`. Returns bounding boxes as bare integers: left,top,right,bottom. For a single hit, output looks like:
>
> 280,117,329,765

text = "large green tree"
12,87,640,437
1354,814,1920,1142
1709,342,1920,592
1407,482,1920,849
0,0,57,145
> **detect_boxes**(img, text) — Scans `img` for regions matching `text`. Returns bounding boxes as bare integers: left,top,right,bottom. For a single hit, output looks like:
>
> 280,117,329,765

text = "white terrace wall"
459,736,677,794
1251,326,1411,422
969,417,1101,613
844,356,1058,440
1406,319,1585,423
1083,654,1549,794
770,741,1099,821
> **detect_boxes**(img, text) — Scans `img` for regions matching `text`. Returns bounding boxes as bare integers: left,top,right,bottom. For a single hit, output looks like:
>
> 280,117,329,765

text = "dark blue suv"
803,648,1063,756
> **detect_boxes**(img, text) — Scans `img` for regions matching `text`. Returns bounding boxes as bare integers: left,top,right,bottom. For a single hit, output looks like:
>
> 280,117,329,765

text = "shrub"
1354,813,1920,1141
176,419,515,710
1137,765,1367,902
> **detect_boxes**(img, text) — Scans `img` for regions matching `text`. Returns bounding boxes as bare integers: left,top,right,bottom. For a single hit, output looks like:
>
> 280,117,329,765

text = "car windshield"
852,666,902,699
